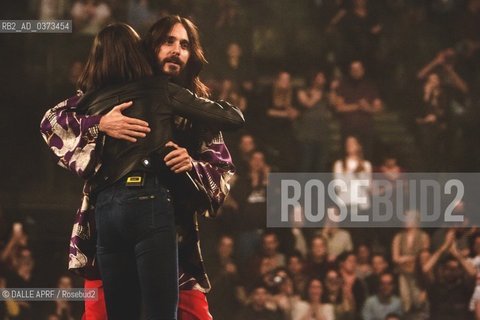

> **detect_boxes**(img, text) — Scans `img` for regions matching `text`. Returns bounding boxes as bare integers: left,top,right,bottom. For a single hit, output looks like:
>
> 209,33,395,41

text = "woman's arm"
297,89,320,109
392,233,407,265
422,231,454,275
450,241,476,278
0,234,18,264
39,94,103,179
40,96,150,179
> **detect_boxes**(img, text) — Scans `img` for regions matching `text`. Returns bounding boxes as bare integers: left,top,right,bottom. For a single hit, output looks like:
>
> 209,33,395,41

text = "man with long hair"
40,15,240,320
143,15,210,98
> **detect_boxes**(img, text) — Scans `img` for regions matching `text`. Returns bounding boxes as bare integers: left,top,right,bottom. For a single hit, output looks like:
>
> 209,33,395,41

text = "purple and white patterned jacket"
39,92,235,292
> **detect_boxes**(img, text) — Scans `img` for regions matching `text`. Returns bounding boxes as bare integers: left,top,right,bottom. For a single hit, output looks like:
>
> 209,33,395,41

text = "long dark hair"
77,23,153,92
143,15,210,98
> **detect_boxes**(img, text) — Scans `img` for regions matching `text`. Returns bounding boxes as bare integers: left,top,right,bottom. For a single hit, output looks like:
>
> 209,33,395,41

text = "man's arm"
190,133,235,217
358,98,383,113
331,93,359,113
164,132,235,218
168,82,245,131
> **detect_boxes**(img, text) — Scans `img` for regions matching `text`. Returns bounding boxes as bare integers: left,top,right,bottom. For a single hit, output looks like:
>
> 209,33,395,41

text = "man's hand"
98,101,150,142
164,141,193,173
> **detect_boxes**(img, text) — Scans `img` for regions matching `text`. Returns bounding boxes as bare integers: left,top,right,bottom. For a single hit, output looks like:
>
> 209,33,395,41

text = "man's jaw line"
160,65,187,85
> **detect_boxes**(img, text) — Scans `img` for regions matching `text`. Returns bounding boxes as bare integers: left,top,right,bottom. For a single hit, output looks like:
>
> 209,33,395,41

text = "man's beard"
159,55,185,77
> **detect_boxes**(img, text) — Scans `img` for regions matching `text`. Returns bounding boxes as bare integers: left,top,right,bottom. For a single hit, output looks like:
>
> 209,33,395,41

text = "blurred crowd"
2,0,480,319
23,0,480,170
0,221,84,320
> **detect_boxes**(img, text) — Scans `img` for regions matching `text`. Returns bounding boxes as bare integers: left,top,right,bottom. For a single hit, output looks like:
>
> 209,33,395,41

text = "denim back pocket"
118,185,174,229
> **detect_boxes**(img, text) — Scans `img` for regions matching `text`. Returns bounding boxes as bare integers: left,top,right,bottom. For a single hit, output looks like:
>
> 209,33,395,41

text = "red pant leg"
82,281,211,320
178,290,213,320
83,280,107,320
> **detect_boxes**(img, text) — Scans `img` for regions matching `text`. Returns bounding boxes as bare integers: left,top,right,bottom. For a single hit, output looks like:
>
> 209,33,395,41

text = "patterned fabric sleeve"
190,132,235,218
39,94,104,179
39,94,103,279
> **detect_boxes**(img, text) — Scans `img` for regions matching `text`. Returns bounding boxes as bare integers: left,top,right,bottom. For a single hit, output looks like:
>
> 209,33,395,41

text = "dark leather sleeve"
168,82,245,131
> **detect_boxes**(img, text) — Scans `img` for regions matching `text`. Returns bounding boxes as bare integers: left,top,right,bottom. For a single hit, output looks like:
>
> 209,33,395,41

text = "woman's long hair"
143,15,210,98
77,23,153,92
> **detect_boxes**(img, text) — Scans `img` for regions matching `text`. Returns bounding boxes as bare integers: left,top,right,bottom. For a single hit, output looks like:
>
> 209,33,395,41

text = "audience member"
323,268,356,319
332,136,373,239
230,151,270,262
332,0,382,69
270,270,300,318
207,235,243,320
392,210,430,313
127,0,158,35
365,254,390,295
1,223,29,273
305,235,333,280
356,244,373,280
321,223,353,262
331,60,382,158
43,275,81,320
338,251,368,317
37,0,67,20
422,233,476,320
287,252,308,296
291,278,335,320
70,0,112,35
295,71,333,172
362,272,402,320
217,42,254,93
415,72,450,170
235,285,282,320
265,71,299,170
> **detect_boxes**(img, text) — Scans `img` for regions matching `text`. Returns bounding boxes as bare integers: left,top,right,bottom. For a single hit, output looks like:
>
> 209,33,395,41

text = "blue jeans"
94,173,178,320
